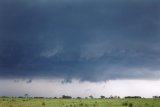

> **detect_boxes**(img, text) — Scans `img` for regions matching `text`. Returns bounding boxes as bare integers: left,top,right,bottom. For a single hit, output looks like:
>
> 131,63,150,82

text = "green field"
0,98,160,107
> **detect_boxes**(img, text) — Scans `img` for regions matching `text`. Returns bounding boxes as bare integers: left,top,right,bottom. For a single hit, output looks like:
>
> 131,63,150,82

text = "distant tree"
125,96,141,99
18,96,23,98
54,97,57,99
89,95,93,99
114,96,117,99
77,97,82,99
24,94,28,98
100,96,105,99
2,96,8,98
109,95,113,99
62,95,72,99
153,96,160,98
85,97,88,99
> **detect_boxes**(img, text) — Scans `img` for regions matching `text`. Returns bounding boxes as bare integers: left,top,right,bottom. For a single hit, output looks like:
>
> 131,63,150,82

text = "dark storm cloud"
0,0,160,81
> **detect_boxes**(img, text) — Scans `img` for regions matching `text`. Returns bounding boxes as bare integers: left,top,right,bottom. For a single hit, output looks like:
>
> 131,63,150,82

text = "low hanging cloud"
40,46,63,58
0,0,160,81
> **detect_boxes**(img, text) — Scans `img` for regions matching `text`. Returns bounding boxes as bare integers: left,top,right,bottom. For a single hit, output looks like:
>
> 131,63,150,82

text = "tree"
77,97,82,99
62,95,72,99
109,95,113,99
24,94,28,98
89,95,93,99
100,96,105,99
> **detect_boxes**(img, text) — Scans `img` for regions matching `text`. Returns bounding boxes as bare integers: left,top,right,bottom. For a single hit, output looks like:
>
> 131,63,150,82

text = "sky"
0,0,160,98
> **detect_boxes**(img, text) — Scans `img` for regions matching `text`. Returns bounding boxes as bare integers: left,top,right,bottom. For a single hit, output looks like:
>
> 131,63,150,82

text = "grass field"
0,98,160,107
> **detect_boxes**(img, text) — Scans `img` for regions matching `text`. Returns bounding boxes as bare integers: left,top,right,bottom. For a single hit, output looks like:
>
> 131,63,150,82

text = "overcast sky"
0,0,160,97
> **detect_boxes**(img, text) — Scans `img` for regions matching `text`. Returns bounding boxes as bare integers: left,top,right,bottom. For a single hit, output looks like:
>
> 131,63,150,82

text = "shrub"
42,102,45,106
9,105,15,107
122,102,128,106
129,103,133,107
80,103,83,106
93,104,96,107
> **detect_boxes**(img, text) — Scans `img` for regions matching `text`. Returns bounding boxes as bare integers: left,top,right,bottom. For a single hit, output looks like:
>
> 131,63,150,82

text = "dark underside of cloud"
0,0,160,81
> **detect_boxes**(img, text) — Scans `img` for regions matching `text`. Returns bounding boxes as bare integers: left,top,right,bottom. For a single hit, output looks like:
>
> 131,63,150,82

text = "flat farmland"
0,98,160,107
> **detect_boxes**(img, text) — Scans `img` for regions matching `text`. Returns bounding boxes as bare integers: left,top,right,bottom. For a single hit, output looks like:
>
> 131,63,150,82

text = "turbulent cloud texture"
0,0,160,81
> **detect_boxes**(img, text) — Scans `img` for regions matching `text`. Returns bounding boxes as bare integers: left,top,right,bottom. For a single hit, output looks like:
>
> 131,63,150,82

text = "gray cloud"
0,0,160,81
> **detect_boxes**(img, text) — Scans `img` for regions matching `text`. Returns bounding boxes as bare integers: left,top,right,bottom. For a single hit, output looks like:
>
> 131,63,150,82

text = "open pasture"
0,98,160,107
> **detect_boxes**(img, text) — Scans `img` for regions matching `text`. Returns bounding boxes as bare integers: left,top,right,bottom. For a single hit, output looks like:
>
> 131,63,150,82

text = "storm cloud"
0,0,160,81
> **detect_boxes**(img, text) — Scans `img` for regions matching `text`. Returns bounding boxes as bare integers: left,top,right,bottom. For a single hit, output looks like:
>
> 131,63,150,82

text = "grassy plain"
0,98,160,107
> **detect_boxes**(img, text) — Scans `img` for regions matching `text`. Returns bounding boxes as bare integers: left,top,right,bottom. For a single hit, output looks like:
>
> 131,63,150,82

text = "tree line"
1,94,160,99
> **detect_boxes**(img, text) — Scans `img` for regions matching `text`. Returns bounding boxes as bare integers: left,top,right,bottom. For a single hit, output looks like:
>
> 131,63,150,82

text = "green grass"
0,98,160,107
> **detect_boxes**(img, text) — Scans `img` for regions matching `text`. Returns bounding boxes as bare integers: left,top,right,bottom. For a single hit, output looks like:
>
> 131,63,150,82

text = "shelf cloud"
0,0,160,81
